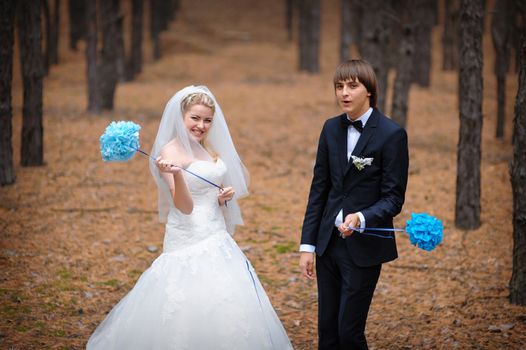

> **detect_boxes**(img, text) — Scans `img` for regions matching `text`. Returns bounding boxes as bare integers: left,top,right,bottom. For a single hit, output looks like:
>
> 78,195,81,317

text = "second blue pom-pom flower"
405,213,443,251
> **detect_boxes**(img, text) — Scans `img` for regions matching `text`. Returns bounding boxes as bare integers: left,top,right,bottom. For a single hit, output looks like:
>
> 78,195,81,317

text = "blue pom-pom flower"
100,121,141,162
405,213,443,251
347,212,443,251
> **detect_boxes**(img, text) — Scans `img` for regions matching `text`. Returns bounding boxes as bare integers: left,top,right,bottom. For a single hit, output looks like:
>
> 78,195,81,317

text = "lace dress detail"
87,159,293,350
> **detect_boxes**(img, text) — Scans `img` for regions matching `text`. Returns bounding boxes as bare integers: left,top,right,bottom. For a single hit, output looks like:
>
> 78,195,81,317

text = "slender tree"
432,0,440,25
509,2,526,307
150,0,162,60
114,0,126,82
351,0,364,55
99,0,120,110
443,0,460,70
126,0,144,81
68,0,86,50
512,10,523,73
286,0,295,41
18,0,46,166
455,0,484,229
298,0,320,73
169,0,180,22
41,0,60,72
412,0,435,87
339,0,352,63
41,0,50,74
49,0,60,65
391,0,416,128
358,0,391,111
158,0,173,31
86,0,100,113
385,1,403,71
149,0,178,61
0,0,16,185
491,0,514,139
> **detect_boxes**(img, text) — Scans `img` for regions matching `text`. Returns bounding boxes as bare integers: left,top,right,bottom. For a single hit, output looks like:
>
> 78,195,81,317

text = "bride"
87,85,294,349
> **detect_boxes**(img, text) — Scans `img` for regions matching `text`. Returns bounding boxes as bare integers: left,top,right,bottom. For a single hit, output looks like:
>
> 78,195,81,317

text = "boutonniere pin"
351,155,373,171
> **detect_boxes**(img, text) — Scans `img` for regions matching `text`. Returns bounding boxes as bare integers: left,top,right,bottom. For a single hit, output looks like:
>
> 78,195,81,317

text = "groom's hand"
299,252,315,280
338,213,361,238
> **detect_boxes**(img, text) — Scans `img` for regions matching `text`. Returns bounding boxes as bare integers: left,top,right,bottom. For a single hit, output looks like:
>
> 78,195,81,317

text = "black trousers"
316,229,382,350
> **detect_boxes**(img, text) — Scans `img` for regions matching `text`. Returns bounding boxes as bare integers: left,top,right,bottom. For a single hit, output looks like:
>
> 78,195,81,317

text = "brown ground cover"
1,0,525,349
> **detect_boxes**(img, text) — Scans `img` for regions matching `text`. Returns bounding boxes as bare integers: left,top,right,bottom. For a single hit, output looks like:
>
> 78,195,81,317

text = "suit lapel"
336,114,349,177
344,109,379,175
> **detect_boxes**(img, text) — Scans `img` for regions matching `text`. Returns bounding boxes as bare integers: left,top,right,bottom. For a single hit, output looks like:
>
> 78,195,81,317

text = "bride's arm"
157,148,193,215
169,166,193,215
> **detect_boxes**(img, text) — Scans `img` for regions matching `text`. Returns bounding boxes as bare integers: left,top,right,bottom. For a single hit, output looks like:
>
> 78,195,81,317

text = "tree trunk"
443,0,460,70
412,0,434,87
385,1,402,71
41,0,50,74
17,0,45,166
509,23,526,306
431,0,439,25
99,0,119,110
42,0,60,70
391,0,416,128
351,0,364,55
150,0,162,60
115,0,126,82
158,0,172,32
68,0,86,50
286,0,294,41
0,0,16,185
49,0,60,65
491,0,514,139
298,0,320,73
168,0,180,22
126,0,143,81
358,0,391,112
339,0,351,63
455,0,484,230
512,9,523,73
86,0,100,113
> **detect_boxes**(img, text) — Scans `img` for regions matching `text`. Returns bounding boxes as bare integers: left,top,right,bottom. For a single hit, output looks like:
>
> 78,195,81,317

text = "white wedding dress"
87,159,294,350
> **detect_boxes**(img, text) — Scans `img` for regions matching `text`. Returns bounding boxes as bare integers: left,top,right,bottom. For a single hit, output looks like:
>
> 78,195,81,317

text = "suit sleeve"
301,122,332,246
360,127,409,226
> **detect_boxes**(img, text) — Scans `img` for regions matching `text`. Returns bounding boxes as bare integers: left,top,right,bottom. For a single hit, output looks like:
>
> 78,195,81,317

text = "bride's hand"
218,187,235,206
156,156,182,174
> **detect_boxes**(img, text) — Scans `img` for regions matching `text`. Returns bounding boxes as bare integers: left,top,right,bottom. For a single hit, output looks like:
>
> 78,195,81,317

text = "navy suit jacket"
301,108,409,267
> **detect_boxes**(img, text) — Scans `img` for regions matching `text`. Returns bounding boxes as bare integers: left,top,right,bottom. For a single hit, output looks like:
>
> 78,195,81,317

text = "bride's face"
183,104,214,142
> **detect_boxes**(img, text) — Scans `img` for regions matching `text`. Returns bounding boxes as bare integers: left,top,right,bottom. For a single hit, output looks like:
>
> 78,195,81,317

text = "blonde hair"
181,92,216,114
181,92,218,160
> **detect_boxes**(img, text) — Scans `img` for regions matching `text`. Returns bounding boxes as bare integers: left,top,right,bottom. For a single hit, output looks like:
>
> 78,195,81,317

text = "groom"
299,59,409,350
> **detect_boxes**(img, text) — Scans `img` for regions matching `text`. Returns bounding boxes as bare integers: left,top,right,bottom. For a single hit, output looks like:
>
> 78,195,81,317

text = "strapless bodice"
163,159,229,252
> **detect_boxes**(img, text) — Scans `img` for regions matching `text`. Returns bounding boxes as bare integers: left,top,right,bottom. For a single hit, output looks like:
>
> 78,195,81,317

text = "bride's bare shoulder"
160,139,191,165
160,139,182,155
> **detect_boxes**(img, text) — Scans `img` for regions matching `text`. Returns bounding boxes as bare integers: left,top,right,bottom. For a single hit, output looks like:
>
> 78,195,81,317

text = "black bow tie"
341,116,363,133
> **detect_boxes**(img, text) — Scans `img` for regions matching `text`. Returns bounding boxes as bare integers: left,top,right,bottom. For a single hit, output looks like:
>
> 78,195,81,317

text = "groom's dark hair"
333,59,378,108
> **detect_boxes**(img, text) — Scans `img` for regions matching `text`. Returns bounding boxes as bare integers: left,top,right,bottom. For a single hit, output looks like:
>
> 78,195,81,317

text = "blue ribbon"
346,226,406,239
135,148,228,206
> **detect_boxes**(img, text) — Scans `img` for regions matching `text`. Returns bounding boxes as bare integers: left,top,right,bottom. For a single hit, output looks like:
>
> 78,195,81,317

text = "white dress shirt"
300,108,372,253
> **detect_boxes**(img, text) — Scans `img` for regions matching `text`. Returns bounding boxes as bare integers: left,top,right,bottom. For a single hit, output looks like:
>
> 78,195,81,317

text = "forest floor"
1,0,525,349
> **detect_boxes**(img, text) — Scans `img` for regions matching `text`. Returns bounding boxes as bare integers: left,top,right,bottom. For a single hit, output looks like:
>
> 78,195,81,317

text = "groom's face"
335,78,371,120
